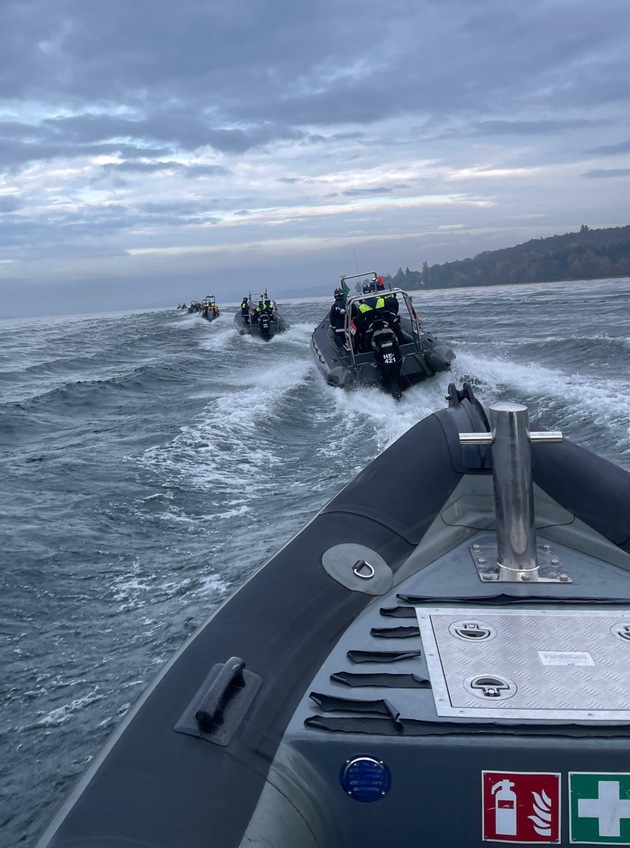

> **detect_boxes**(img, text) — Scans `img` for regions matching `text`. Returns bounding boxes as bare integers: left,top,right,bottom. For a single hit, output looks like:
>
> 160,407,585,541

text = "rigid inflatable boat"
311,273,455,397
199,295,221,322
34,384,630,848
234,292,288,340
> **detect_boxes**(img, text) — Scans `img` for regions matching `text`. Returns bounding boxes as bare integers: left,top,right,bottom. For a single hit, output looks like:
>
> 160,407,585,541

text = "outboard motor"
259,312,272,340
371,322,403,398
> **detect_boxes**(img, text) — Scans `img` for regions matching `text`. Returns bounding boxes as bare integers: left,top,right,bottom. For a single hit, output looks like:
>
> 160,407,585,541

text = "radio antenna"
352,246,359,274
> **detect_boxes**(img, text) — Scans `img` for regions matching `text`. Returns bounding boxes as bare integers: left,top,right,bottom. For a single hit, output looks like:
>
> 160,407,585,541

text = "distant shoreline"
383,225,630,291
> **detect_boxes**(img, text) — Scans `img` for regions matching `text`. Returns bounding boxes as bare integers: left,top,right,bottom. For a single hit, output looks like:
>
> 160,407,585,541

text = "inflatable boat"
234,292,288,340
199,295,221,322
34,384,630,848
311,273,455,397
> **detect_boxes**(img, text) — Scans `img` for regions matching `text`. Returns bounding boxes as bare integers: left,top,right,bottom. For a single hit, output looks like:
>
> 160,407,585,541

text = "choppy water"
2,279,630,846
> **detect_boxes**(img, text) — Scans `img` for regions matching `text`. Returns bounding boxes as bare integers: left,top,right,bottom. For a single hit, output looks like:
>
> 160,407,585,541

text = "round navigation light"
340,756,391,802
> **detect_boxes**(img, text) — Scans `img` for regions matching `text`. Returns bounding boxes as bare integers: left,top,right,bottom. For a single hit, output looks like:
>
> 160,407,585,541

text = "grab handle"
195,657,246,730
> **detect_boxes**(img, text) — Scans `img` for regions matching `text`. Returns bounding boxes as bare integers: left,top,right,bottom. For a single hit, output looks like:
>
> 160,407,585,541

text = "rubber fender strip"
397,593,630,606
370,625,420,638
304,716,630,737
379,605,416,619
347,649,422,664
330,672,431,689
309,691,402,730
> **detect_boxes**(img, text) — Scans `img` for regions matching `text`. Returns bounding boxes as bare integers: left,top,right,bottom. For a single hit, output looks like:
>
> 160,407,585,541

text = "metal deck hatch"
416,608,630,721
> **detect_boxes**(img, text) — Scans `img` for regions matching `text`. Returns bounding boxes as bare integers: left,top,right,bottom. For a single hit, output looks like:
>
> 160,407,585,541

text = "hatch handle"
195,657,246,730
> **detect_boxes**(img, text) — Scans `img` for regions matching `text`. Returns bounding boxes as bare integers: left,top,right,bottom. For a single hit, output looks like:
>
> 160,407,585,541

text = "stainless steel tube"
490,403,538,576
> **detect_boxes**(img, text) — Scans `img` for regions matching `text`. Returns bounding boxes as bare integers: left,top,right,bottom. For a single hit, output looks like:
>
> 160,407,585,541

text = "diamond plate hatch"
416,608,630,721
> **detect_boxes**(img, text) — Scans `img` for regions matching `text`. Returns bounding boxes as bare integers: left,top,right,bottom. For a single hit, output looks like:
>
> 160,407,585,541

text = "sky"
1,0,629,316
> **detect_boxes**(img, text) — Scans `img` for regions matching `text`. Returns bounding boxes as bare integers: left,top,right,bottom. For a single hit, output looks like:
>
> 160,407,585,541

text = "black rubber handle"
195,657,246,730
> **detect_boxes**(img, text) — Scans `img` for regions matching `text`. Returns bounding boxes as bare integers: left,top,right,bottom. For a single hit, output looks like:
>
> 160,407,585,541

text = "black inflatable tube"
533,440,630,551
38,405,476,848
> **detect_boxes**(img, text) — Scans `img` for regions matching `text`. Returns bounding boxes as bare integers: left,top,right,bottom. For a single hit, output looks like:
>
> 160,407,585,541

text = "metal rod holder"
460,403,562,582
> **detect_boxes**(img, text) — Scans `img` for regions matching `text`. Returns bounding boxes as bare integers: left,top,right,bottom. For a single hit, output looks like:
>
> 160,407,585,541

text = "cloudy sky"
1,0,629,315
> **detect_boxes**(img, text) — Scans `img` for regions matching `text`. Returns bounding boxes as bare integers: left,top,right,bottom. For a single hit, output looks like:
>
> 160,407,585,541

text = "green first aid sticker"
570,774,630,844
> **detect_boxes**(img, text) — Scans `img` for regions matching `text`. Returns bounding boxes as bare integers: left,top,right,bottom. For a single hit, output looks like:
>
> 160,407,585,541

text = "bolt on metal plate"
470,543,572,583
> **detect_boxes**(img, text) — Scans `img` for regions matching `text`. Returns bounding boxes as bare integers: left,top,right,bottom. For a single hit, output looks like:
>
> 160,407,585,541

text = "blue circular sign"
340,755,392,802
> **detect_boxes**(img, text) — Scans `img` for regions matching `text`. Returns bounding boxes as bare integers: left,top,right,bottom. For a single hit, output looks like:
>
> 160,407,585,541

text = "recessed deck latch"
468,674,517,700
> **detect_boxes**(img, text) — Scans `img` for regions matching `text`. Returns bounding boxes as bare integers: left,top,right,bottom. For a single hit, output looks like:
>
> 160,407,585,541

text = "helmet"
362,283,371,293
334,287,343,298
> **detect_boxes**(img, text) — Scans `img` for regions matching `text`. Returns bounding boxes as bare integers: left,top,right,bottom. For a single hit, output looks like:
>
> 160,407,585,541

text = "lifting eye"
352,560,375,580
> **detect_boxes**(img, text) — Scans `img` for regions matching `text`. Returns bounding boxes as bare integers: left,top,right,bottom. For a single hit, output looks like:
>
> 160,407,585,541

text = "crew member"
354,285,387,351
329,288,346,346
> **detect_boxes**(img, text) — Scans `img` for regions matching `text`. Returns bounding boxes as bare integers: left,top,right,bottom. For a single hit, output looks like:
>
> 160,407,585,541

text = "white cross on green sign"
570,774,630,844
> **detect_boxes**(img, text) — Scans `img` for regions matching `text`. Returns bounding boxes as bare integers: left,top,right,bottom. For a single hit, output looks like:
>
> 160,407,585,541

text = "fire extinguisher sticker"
482,771,561,843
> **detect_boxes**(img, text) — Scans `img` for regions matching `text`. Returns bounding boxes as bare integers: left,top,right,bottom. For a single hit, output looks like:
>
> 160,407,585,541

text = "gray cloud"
103,161,182,174
1,0,629,315
2,0,628,125
465,119,605,137
184,164,229,177
581,168,630,179
587,139,630,156
0,195,23,213
341,184,411,197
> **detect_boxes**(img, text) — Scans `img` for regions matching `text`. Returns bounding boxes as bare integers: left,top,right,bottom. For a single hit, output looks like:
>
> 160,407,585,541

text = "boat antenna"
352,246,359,274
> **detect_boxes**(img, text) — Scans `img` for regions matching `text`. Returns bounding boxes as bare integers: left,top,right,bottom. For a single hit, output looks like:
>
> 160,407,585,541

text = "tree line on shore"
381,225,630,290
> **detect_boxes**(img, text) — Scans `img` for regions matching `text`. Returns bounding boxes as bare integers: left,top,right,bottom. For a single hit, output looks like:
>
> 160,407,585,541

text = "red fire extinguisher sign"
482,771,561,843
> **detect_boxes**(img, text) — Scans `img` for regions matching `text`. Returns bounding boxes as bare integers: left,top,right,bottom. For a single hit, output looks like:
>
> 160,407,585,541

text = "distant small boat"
234,290,288,340
311,272,455,398
34,383,630,848
199,295,221,322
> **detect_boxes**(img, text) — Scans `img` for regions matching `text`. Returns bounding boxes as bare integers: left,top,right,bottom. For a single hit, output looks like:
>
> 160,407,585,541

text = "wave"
453,350,630,463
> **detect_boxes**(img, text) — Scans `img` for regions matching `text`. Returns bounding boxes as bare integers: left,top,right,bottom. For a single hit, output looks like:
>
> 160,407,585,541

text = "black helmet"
362,283,370,293
334,287,343,298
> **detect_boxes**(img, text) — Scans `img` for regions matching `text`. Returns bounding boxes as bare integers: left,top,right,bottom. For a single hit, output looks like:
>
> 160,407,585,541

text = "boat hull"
311,317,454,392
234,312,289,339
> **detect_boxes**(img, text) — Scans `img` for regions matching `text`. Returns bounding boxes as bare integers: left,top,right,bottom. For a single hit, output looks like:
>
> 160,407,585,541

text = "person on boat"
263,299,274,318
329,288,346,346
240,296,249,316
380,291,404,343
353,284,388,351
367,278,405,344
251,299,264,323
374,276,396,309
